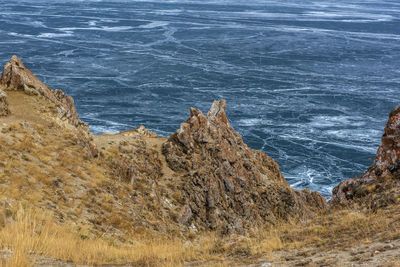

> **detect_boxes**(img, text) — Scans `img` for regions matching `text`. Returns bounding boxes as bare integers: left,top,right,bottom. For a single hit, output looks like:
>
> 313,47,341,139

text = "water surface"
1,0,399,197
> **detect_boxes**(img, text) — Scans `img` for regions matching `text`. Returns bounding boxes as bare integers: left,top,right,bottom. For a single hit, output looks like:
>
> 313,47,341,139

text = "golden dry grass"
1,204,400,266
278,209,395,250
0,206,228,266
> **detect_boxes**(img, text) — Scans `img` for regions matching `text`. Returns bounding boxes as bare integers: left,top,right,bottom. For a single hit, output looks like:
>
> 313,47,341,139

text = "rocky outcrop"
0,55,88,131
0,89,9,116
163,100,325,233
331,106,400,206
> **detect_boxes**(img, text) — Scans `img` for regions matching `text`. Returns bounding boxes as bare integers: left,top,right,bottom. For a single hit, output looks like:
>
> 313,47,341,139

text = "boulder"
163,100,325,233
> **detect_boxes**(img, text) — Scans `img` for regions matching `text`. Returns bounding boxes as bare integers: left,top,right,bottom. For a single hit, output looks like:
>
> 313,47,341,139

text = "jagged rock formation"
331,106,400,208
0,89,9,116
0,55,88,131
163,100,325,233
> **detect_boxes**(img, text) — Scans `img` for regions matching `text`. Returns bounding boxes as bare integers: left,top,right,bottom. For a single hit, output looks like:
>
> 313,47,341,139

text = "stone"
163,100,326,233
0,89,9,116
178,205,192,224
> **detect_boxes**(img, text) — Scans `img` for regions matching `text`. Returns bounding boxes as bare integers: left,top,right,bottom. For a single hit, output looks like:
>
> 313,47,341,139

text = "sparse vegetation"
0,206,229,266
1,204,400,266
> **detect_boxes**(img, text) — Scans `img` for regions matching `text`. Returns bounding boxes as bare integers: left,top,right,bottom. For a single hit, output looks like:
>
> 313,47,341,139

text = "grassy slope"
0,91,400,266
2,202,400,266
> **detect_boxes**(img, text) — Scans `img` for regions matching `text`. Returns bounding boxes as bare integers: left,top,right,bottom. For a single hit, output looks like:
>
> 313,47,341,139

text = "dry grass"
278,209,395,250
1,204,399,266
0,206,228,266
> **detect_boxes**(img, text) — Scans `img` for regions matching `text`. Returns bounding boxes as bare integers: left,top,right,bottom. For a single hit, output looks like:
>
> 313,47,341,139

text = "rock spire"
163,100,325,233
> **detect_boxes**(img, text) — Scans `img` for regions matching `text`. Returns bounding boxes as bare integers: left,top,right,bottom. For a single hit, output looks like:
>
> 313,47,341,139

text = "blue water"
1,0,399,198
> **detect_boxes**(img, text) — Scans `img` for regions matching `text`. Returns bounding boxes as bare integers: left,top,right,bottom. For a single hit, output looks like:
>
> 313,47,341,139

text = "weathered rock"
0,55,88,131
163,100,325,233
108,126,162,184
0,89,9,116
331,106,400,205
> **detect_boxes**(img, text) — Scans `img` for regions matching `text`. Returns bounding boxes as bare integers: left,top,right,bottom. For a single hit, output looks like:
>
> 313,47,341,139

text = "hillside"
0,56,400,266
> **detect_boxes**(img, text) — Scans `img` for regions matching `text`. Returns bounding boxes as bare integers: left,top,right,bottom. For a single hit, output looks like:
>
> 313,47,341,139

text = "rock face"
0,55,88,131
163,100,325,233
331,106,400,205
0,89,9,116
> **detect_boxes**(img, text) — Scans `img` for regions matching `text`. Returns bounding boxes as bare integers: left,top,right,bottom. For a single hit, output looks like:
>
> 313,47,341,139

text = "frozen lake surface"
1,0,399,197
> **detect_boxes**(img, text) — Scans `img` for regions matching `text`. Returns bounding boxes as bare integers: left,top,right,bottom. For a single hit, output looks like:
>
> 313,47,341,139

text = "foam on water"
0,0,399,198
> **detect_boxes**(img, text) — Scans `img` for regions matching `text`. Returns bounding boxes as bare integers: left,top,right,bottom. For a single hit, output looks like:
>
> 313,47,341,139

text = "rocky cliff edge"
0,55,88,132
